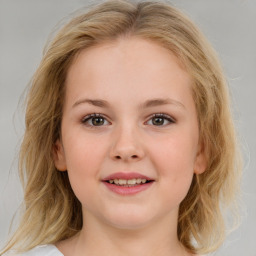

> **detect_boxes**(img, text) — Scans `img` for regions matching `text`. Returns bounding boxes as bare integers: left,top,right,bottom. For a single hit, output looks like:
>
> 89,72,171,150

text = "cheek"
149,133,197,199
64,131,107,171
150,134,197,174
63,133,108,199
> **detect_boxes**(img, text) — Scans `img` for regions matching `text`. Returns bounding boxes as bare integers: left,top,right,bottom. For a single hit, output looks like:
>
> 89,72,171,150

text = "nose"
109,125,145,162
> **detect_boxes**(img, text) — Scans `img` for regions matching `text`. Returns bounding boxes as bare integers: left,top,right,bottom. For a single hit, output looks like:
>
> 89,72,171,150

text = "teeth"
137,178,142,183
127,179,136,185
108,178,149,186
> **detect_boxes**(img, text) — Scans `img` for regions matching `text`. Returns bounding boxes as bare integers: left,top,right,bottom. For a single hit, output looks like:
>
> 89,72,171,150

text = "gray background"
0,0,255,255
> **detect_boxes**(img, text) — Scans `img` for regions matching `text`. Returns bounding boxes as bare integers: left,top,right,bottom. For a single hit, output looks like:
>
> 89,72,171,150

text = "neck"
57,209,190,256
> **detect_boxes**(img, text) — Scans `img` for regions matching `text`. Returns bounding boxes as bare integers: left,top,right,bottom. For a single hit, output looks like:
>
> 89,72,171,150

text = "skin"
54,37,206,256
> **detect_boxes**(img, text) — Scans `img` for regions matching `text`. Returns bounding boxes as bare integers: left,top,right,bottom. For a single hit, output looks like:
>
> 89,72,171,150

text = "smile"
102,172,154,195
107,178,149,186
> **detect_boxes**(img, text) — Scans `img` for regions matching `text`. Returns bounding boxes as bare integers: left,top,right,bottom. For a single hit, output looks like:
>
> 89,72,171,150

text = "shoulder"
3,244,63,256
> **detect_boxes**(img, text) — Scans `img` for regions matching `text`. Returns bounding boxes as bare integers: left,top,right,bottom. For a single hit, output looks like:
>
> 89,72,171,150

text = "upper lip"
102,172,154,181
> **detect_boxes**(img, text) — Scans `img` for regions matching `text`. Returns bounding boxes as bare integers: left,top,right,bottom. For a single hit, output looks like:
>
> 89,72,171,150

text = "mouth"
105,178,153,187
102,172,155,195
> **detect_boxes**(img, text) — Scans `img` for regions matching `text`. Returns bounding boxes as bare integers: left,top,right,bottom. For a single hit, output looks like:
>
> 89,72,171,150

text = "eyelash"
147,113,175,126
81,113,175,128
81,113,110,128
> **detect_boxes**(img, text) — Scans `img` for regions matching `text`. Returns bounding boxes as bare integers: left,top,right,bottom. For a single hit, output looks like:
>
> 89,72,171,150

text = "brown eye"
147,113,175,126
82,114,110,127
91,116,105,126
152,116,165,126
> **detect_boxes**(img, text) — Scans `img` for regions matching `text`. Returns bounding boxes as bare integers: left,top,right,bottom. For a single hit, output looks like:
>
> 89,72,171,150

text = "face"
54,37,206,230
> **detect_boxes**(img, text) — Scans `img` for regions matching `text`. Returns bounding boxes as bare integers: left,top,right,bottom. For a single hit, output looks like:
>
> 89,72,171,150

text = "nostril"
114,155,138,160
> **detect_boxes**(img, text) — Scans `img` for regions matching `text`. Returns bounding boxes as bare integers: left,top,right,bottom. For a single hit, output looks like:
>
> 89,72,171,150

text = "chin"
107,219,152,231
102,209,156,230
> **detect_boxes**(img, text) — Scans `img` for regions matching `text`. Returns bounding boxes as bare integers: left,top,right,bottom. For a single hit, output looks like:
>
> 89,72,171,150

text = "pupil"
92,117,104,126
153,117,164,125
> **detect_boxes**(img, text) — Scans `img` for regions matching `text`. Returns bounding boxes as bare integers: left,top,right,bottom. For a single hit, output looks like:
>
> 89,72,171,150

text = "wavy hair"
1,0,241,254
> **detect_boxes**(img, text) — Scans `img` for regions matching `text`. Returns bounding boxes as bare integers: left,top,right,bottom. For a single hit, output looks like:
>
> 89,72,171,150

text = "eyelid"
81,113,111,127
145,113,176,125
81,112,175,127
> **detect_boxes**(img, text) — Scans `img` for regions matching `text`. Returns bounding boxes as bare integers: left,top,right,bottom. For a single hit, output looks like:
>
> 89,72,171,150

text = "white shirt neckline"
5,244,64,256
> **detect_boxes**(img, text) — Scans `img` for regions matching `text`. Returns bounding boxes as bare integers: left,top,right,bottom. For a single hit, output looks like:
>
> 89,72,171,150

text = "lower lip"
103,182,154,195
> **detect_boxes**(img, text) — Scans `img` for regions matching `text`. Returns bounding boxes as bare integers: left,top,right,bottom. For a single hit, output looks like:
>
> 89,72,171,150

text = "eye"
82,113,110,127
146,113,175,126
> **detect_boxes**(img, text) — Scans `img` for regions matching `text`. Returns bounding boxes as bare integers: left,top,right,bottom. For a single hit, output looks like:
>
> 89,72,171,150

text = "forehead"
67,37,188,77
65,37,193,106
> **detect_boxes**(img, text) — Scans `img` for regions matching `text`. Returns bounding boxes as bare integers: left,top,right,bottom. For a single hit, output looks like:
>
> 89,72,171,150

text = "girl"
1,0,242,255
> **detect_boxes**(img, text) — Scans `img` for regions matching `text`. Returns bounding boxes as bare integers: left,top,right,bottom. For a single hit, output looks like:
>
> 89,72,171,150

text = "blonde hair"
1,0,242,254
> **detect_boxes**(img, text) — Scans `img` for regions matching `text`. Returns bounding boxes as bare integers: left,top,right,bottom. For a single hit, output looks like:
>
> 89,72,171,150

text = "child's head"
5,0,241,254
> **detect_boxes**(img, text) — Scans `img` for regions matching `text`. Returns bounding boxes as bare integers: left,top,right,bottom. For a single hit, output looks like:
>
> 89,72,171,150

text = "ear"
194,140,207,175
53,139,67,171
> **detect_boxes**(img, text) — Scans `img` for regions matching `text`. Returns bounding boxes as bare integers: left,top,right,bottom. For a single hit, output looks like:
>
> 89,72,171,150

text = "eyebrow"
140,98,185,109
72,98,185,109
72,99,110,108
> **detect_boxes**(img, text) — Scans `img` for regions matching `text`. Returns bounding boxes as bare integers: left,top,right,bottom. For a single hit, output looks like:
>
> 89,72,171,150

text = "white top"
4,244,205,256
4,244,63,256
